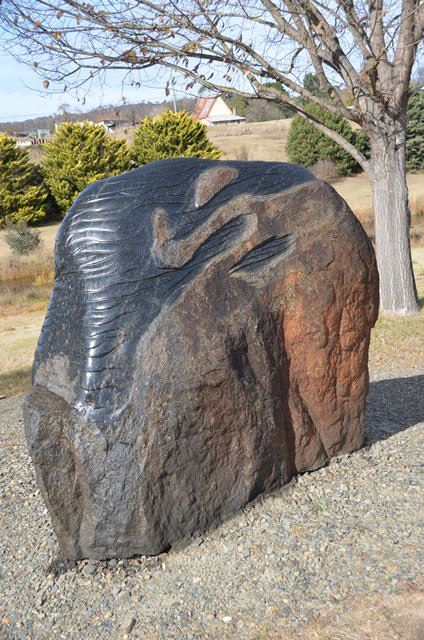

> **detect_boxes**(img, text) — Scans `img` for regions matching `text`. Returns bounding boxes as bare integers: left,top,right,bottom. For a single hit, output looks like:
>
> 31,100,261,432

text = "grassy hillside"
207,119,291,162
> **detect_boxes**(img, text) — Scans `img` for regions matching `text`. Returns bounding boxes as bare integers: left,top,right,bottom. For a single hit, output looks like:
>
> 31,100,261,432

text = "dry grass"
369,246,424,370
0,222,57,281
0,253,54,286
0,307,45,396
310,159,340,183
0,367,32,398
0,280,53,313
333,172,424,215
333,174,424,243
207,119,291,162
0,309,45,372
111,119,293,163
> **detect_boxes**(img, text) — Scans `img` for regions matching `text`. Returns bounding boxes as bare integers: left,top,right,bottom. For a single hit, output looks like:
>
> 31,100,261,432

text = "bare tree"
1,1,422,314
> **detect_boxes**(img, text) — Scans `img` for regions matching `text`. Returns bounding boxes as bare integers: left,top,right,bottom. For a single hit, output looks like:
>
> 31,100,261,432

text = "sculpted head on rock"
25,158,379,560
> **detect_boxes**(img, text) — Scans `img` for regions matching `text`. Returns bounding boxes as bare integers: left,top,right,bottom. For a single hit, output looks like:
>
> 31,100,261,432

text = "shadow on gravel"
365,374,424,444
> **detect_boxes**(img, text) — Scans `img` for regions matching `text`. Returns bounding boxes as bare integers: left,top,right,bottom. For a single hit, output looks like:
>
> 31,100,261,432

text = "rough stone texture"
23,158,379,560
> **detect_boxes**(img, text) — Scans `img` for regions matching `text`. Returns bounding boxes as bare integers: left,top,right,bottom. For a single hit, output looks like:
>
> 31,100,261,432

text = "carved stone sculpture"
24,158,379,559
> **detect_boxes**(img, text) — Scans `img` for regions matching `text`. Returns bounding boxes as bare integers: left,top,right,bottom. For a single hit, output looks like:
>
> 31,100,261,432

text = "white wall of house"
207,96,234,118
15,139,34,147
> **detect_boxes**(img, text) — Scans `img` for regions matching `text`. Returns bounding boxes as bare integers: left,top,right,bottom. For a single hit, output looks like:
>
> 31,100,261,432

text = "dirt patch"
272,584,424,640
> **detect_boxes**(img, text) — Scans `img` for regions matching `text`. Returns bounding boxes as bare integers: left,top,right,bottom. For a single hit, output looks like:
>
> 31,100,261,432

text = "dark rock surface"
24,158,379,559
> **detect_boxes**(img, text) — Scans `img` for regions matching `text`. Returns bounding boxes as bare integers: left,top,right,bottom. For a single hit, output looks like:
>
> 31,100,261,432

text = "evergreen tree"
5,221,42,255
131,110,221,165
286,103,359,176
406,90,424,172
261,83,292,118
0,133,48,225
300,74,330,106
225,85,292,120
303,73,325,98
43,121,131,216
223,93,250,117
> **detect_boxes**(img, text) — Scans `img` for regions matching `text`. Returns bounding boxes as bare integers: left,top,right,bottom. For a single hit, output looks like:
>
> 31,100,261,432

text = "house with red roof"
192,94,246,126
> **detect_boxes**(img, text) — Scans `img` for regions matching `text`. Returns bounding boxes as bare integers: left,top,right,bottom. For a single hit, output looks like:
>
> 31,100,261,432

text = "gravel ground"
1,368,423,640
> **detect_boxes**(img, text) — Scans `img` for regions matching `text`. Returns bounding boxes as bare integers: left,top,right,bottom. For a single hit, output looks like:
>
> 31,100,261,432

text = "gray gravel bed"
1,368,423,639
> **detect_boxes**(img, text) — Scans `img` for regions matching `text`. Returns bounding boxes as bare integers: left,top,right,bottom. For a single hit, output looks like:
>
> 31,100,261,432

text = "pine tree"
43,121,131,216
286,103,359,176
131,110,221,165
0,133,48,225
406,90,424,172
302,73,326,99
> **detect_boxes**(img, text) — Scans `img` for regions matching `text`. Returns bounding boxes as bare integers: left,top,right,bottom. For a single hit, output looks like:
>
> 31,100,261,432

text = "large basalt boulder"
24,158,379,559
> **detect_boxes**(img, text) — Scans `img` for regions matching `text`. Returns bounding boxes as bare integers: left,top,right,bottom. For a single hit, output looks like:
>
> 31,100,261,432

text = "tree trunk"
368,121,418,316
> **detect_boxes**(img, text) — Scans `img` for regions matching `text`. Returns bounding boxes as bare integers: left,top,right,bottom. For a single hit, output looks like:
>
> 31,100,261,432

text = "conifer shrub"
131,110,221,165
5,221,42,255
406,90,424,172
287,93,422,176
354,128,371,160
43,122,131,216
286,103,359,176
0,133,49,225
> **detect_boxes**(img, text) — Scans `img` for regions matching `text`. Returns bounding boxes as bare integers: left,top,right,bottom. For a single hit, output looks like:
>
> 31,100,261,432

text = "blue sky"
0,53,170,122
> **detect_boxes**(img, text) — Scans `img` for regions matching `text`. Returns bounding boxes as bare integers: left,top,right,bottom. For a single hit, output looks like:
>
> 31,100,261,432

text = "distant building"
192,94,245,126
97,119,131,132
56,119,130,133
13,133,35,147
12,129,51,146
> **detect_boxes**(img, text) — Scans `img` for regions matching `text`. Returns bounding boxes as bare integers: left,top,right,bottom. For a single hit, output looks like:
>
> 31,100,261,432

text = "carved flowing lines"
35,159,314,427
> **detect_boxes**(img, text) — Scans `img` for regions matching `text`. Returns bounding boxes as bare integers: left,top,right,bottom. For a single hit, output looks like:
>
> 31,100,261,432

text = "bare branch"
0,0,421,161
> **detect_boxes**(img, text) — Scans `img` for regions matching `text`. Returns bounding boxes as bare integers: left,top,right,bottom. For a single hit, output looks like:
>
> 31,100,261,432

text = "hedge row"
0,110,221,225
